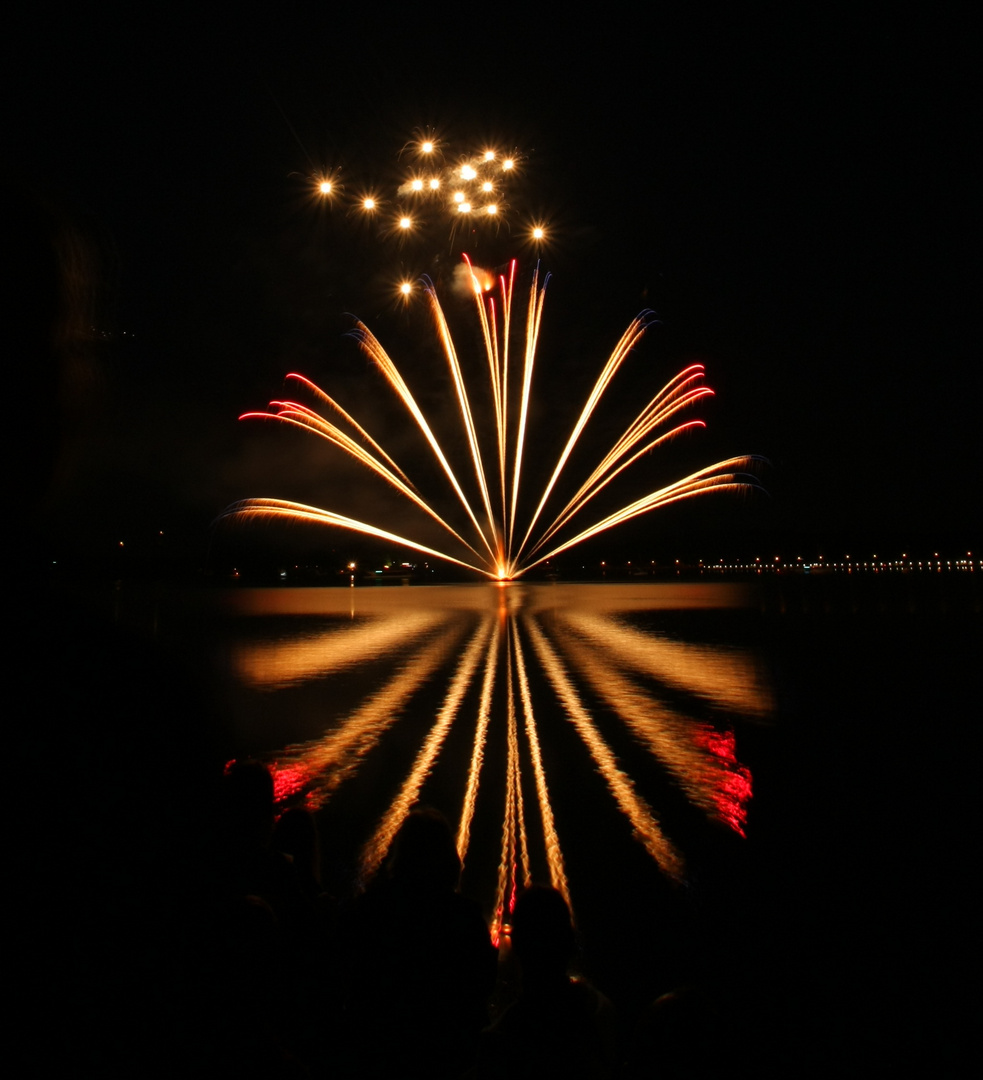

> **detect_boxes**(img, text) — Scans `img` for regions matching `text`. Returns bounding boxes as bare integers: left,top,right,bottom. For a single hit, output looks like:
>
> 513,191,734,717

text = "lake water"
211,582,769,933
151,575,977,1066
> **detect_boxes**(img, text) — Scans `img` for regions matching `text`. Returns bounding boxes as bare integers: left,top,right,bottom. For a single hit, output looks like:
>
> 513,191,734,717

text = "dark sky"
6,8,979,568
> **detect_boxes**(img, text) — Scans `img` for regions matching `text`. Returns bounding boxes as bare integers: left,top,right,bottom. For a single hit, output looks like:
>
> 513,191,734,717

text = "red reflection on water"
693,728,752,836
271,762,311,803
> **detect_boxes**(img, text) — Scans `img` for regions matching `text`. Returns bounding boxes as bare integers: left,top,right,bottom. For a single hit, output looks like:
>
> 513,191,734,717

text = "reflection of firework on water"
230,586,767,932
222,257,764,580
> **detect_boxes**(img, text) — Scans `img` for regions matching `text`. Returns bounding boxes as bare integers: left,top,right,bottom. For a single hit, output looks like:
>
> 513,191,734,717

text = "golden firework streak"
223,259,763,579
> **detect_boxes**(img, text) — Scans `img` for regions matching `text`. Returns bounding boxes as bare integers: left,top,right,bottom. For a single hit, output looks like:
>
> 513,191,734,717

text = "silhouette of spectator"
479,885,618,1079
198,761,320,1070
272,804,341,1074
215,760,308,922
273,807,327,905
342,806,497,1078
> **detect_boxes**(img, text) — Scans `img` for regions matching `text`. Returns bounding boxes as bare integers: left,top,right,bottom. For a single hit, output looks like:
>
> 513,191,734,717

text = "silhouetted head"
222,759,275,848
388,806,461,893
272,805,321,885
511,885,575,981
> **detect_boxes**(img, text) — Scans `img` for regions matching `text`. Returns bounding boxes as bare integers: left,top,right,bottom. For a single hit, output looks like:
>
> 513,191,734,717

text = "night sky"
7,8,979,573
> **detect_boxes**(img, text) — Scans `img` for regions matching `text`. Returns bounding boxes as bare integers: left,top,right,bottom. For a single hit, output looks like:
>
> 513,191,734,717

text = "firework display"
221,131,761,574
310,132,543,279
223,256,761,578
215,131,768,933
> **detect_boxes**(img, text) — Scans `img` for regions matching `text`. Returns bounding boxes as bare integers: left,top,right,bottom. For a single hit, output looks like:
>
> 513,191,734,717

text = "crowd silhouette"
179,766,729,1077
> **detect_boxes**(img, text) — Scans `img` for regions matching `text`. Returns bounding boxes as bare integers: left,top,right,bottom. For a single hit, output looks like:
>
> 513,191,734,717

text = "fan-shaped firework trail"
222,258,764,579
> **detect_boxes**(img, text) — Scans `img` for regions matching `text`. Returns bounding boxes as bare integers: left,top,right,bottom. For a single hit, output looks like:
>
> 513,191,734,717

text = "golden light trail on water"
337,602,575,934
559,609,773,718
233,608,446,690
511,619,571,911
242,587,764,921
512,654,532,894
526,619,685,881
553,619,753,833
269,627,465,811
358,618,492,885
456,617,501,864
490,641,531,945
224,258,762,580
